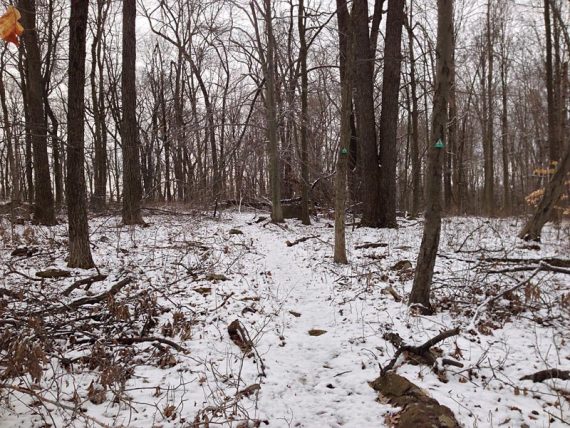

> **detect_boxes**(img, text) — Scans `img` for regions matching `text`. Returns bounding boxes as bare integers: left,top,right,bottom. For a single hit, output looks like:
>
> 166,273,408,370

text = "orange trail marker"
0,5,24,47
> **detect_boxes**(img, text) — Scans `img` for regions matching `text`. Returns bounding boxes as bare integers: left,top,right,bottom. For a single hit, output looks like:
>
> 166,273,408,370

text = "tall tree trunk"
334,0,354,264
483,0,495,216
0,61,20,204
352,0,381,227
43,0,64,208
91,0,108,211
406,11,421,218
121,0,144,225
19,0,56,225
500,44,510,214
298,0,311,225
378,0,405,228
544,0,559,162
447,32,458,212
253,0,283,222
67,0,95,269
409,0,454,313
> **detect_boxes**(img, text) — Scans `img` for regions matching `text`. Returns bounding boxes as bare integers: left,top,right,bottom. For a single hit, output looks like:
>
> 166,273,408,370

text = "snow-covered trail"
249,224,388,427
2,212,568,427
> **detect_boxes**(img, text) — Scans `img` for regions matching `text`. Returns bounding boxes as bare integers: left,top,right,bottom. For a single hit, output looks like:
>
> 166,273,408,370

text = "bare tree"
518,0,570,241
251,0,283,222
18,0,56,225
66,0,94,268
121,0,144,225
409,0,454,313
90,0,110,211
298,0,311,225
334,0,354,264
352,0,381,227
482,0,495,216
378,0,405,228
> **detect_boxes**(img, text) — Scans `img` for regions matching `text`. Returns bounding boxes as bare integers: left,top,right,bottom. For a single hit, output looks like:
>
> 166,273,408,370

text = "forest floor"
0,208,569,428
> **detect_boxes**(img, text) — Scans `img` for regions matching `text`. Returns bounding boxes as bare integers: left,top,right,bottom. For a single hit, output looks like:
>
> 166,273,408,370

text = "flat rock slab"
370,372,459,428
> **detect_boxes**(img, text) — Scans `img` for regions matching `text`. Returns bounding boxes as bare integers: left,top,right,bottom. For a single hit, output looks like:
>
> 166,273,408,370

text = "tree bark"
0,60,20,204
483,0,495,216
91,0,109,211
406,11,421,217
121,0,144,225
18,0,56,225
66,0,95,269
252,0,283,222
334,0,354,264
409,0,454,313
378,0,405,228
544,0,559,163
500,33,510,214
298,0,311,225
447,32,458,212
352,0,381,227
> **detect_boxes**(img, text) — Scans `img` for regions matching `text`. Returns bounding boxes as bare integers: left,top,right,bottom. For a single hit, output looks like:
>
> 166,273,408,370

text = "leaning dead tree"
518,0,570,242
518,147,569,241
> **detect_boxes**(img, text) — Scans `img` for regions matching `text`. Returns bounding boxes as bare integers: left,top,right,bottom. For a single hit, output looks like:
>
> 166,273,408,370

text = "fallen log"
369,372,460,428
520,368,570,383
480,256,570,268
285,235,319,247
355,242,388,250
36,268,71,279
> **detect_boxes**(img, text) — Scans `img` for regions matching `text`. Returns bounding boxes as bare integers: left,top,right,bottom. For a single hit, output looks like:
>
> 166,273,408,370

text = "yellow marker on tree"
0,5,24,47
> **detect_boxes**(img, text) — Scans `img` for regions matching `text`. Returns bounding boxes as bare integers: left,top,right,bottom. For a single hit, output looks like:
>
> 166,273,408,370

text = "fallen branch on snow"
285,235,319,247
62,273,108,296
520,368,570,383
35,277,133,316
480,256,570,268
381,327,461,374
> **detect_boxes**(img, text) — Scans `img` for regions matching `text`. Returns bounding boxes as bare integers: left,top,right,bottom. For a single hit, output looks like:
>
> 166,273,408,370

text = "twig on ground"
285,235,319,247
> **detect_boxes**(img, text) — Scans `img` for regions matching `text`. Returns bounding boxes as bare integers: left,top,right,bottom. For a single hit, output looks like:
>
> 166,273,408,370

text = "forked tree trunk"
66,0,94,269
121,0,144,225
19,0,56,225
409,0,454,313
